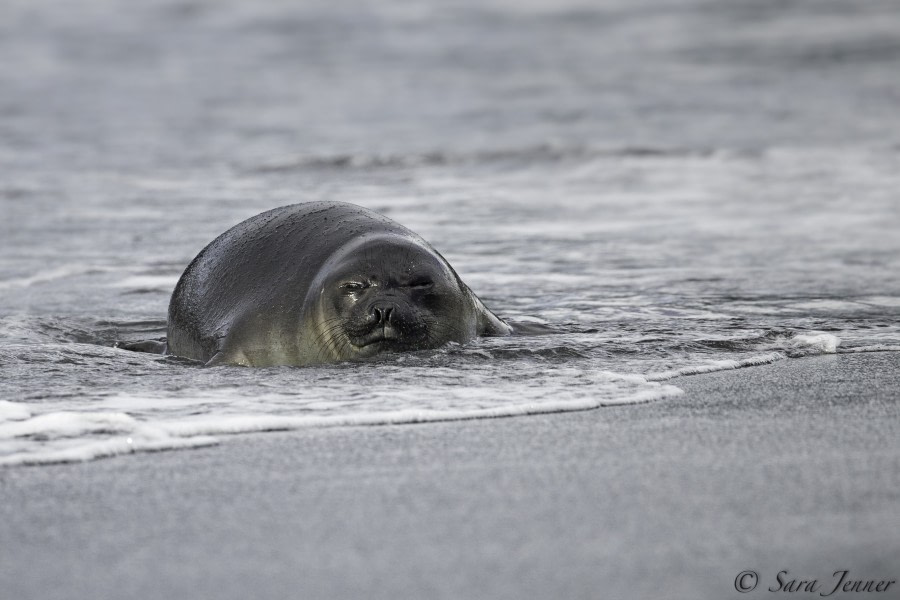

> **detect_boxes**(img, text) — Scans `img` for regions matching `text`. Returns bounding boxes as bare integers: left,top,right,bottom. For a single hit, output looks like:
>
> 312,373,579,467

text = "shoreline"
2,352,899,600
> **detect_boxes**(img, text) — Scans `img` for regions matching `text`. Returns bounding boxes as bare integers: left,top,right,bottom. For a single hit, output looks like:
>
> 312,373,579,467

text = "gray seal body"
166,201,511,366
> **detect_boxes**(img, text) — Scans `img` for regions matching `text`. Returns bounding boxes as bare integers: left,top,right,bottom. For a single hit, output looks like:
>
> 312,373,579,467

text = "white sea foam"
838,345,900,353
0,433,219,467
861,296,900,308
646,352,786,381
0,411,141,438
0,409,220,466
0,401,31,422
0,375,683,466
159,384,684,437
789,333,840,355
645,333,846,380
509,315,549,324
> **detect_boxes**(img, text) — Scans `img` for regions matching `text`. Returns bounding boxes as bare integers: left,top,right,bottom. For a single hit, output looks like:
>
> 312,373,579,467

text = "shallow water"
2,0,900,465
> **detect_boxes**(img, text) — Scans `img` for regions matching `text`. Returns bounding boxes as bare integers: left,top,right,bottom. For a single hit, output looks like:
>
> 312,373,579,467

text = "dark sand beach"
3,352,898,600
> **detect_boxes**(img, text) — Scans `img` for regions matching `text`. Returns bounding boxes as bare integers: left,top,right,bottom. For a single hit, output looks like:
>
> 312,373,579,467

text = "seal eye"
407,279,434,289
341,282,366,294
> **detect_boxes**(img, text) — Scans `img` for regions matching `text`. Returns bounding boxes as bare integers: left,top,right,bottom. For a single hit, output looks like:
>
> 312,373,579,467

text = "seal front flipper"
204,346,252,367
204,351,228,367
471,294,513,337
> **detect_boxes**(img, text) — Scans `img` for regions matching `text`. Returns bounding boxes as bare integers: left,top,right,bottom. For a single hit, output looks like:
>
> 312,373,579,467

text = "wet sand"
2,352,899,600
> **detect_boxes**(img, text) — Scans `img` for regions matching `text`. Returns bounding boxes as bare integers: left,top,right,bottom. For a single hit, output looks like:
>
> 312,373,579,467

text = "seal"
165,201,511,366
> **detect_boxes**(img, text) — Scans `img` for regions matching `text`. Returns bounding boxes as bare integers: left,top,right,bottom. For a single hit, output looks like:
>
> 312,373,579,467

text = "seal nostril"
370,305,395,325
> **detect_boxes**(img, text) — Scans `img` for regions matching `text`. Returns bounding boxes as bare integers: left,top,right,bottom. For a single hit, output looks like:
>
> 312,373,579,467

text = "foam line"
0,435,219,467
646,352,786,381
159,384,684,437
0,401,31,423
0,384,684,466
838,345,900,353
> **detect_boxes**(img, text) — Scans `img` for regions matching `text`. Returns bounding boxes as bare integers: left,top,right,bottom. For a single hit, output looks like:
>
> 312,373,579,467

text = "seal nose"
371,305,394,325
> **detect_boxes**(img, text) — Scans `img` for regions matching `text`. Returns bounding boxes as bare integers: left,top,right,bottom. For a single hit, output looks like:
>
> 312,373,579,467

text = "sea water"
2,0,900,465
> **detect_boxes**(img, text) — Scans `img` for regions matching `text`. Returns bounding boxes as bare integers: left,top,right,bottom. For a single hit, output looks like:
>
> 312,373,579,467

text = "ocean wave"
3,328,896,467
248,144,717,173
0,265,105,291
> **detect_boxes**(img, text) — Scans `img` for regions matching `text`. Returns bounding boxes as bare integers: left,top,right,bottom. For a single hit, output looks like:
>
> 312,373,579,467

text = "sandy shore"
2,352,899,600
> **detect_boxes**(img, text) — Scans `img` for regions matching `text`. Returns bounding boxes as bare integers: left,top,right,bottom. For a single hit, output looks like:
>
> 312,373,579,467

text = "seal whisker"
312,319,350,363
